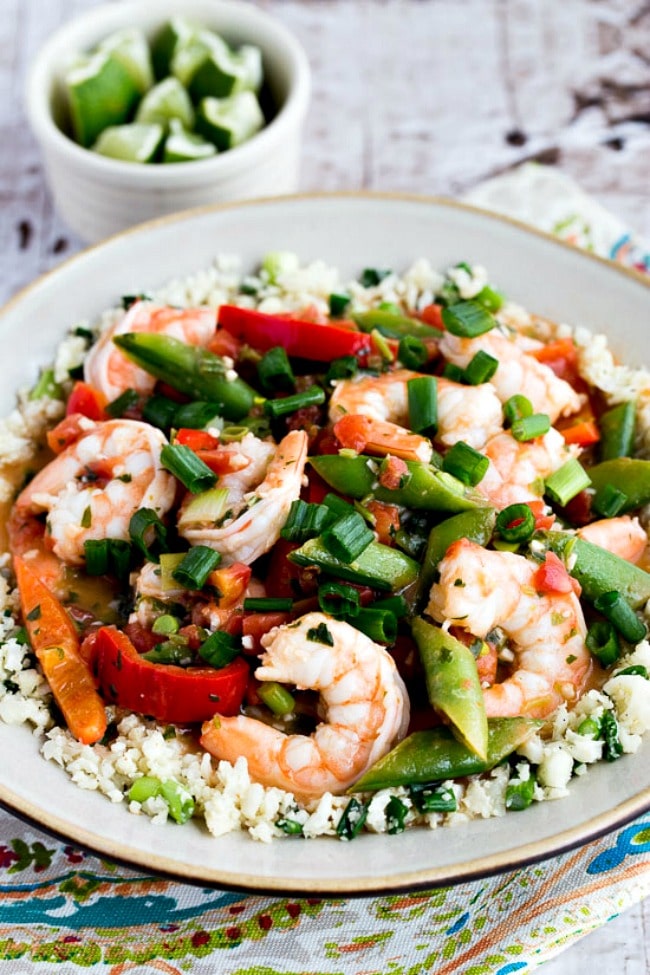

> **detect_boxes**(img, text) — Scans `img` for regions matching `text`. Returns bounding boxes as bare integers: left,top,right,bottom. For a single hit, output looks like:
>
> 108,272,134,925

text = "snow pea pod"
587,458,650,513
352,717,542,792
543,530,650,609
288,536,419,592
417,506,496,605
351,309,442,340
411,617,488,760
309,454,483,512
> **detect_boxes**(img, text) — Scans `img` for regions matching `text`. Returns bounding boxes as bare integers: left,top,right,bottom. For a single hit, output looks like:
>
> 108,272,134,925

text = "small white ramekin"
26,0,311,243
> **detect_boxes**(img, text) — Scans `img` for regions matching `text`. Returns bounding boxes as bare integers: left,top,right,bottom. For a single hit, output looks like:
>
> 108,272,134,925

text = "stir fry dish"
3,253,650,840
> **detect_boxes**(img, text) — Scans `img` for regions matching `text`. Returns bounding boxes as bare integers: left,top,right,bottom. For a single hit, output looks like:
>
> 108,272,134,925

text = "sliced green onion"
276,815,304,835
30,368,63,401
129,508,169,562
336,797,369,840
142,394,178,431
511,413,551,442
329,292,351,317
257,346,295,393
463,350,499,385
322,493,356,519
128,775,161,803
496,503,535,543
544,458,591,507
475,284,505,312
243,597,294,612
171,545,222,590
592,483,629,518
585,621,621,667
177,487,230,534
441,300,496,338
325,355,359,385
505,774,536,811
143,636,192,666
317,581,361,618
385,795,409,834
359,268,392,287
407,376,438,437
264,386,325,419
600,400,636,460
106,388,140,418
371,594,409,619
408,782,457,814
441,441,489,487
258,681,295,716
159,779,195,824
84,539,109,576
151,614,180,636
280,499,333,543
600,711,623,762
160,443,217,493
173,401,221,429
593,591,647,644
398,335,428,370
220,425,248,443
198,629,241,668
350,607,397,643
504,394,533,426
441,363,465,383
321,512,375,563
616,665,648,678
108,539,132,580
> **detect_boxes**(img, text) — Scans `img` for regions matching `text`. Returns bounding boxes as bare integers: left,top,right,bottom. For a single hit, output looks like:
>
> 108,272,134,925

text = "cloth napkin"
1,165,649,975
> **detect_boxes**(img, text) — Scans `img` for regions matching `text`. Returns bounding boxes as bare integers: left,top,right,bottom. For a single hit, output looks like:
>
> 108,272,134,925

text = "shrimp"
577,516,647,564
84,302,217,401
426,538,591,719
200,612,410,798
329,369,503,450
478,428,578,508
179,430,308,566
11,419,175,566
439,330,584,422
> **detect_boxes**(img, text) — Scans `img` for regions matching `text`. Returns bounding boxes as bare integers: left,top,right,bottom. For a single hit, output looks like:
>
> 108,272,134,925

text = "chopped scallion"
495,503,535,543
243,597,294,612
151,614,180,636
398,335,428,370
359,268,392,287
585,620,621,667
321,511,375,563
463,350,499,385
129,508,169,562
407,376,438,437
329,292,351,317
505,773,536,811
258,681,295,715
336,797,368,840
173,401,222,429
544,458,591,507
325,355,359,385
142,394,178,431
317,581,360,618
592,483,629,519
593,591,647,645
409,782,457,813
511,412,551,442
504,394,533,426
198,629,241,668
160,443,217,493
441,300,496,338
280,499,333,543
264,386,325,419
441,363,465,383
257,346,295,393
171,545,222,590
441,441,489,487
474,284,504,312
350,607,397,643
106,388,140,418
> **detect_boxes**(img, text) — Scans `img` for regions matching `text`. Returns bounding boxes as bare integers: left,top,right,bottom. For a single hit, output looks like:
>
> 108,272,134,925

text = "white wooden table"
1,1,649,970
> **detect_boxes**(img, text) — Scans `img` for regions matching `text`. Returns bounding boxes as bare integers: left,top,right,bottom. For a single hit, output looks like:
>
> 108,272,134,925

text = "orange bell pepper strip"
13,556,107,745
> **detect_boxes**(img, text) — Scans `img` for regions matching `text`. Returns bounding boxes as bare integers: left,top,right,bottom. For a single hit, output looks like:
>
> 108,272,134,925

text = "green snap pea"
587,458,650,513
543,531,650,609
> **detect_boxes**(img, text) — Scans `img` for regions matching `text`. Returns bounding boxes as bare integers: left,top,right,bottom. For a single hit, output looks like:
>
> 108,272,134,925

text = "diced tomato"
476,643,498,685
174,428,220,451
66,381,107,421
95,626,249,723
242,612,293,654
533,551,580,595
526,500,556,531
560,489,593,527
46,413,90,454
378,456,409,490
195,448,251,476
365,500,400,546
207,327,242,360
123,620,166,655
419,303,445,330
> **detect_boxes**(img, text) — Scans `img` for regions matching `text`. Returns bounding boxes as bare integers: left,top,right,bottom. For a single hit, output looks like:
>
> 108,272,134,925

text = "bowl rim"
0,191,649,896
24,0,311,184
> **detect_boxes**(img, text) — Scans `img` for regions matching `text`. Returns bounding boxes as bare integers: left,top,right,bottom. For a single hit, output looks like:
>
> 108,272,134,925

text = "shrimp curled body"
84,302,217,401
179,430,308,566
426,538,591,719
200,612,410,799
14,419,175,565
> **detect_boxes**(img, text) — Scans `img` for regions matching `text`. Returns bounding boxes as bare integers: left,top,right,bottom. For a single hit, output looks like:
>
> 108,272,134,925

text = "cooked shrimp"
12,419,175,566
84,302,217,401
426,538,590,719
439,330,584,422
179,430,308,566
478,428,578,508
329,369,503,450
200,612,409,798
578,516,647,564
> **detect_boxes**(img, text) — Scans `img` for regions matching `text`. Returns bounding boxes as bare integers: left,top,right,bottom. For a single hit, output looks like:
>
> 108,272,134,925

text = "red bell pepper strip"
94,626,249,724
217,305,372,361
14,556,107,745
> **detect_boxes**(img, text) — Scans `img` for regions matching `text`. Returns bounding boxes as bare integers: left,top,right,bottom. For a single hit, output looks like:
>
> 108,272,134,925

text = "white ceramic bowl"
25,0,311,243
1,194,649,895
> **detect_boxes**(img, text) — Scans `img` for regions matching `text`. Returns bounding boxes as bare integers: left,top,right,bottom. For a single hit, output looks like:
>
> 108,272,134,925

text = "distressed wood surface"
0,0,649,970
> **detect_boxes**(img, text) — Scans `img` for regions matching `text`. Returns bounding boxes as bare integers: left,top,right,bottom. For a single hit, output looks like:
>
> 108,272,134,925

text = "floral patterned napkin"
1,165,649,974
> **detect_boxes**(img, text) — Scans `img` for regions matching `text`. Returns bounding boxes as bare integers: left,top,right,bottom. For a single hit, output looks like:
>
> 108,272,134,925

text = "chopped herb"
385,795,409,834
81,506,92,528
336,797,369,840
600,711,623,761
26,605,41,622
306,622,334,646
